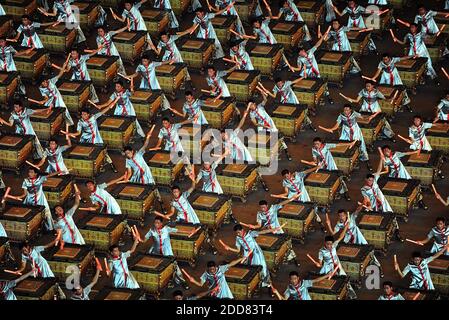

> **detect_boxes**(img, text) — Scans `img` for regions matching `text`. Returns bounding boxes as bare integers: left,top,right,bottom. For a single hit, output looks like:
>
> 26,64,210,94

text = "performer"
219,109,253,162
151,0,179,29
259,77,315,131
394,245,449,290
36,136,71,174
7,239,58,278
221,224,282,289
248,92,291,160
81,177,126,215
228,39,254,71
364,53,414,108
70,106,117,172
0,100,48,159
361,162,403,241
324,0,336,23
310,235,358,299
271,166,320,202
107,238,140,289
319,104,372,170
63,47,101,103
391,24,438,81
154,170,201,224
90,23,130,74
39,0,86,43
196,154,226,194
310,137,353,201
7,15,51,49
181,256,249,299
272,270,337,300
325,205,383,273
264,0,311,41
333,0,380,51
0,36,34,72
9,167,62,231
378,281,405,300
414,5,443,35
410,217,449,256
33,68,75,132
127,52,173,110
180,5,237,59
204,64,237,101
206,0,244,34
71,264,101,300
379,145,420,180
322,19,365,73
398,115,440,152
93,79,145,138
239,195,301,266
110,0,155,43
150,117,194,156
123,127,156,185
168,91,208,125
283,32,334,110
434,185,449,207
434,91,449,122
340,80,396,141
0,270,35,300
53,186,85,245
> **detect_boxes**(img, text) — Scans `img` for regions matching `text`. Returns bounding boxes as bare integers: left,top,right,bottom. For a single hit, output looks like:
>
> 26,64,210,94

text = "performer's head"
288,271,300,285
247,98,257,111
114,80,125,92
206,65,216,77
206,260,217,273
298,47,308,58
233,224,244,236
159,31,170,43
337,209,348,223
109,244,121,258
54,204,66,218
347,0,356,8
70,47,81,59
412,114,423,126
279,0,291,10
258,200,268,212
313,137,323,149
19,241,32,255
141,53,152,66
40,76,50,88
84,180,96,192
194,7,205,18
445,91,449,99
171,185,181,198
274,77,284,88
154,216,164,229
27,166,39,179
382,281,395,295
250,16,263,29
80,107,91,120
12,99,24,113
411,251,422,265
281,169,292,179
382,53,392,64
96,25,107,37
417,5,427,15
185,90,194,103
162,117,172,129
202,161,211,170
324,235,335,249
21,15,32,26
123,145,134,158
230,40,240,52
365,80,376,91
0,36,6,47
410,23,420,34
48,137,59,151
365,174,375,186
123,1,133,11
220,128,229,140
331,19,341,30
172,290,184,300
436,217,446,230
381,145,392,156
343,104,353,115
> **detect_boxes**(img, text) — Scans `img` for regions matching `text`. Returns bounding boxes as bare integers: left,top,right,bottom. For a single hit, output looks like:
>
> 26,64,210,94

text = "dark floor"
1,0,449,300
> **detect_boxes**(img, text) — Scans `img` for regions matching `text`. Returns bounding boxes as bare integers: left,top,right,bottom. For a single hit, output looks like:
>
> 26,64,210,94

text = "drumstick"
88,99,98,106
117,73,131,80
413,292,421,300
390,90,399,104
397,135,410,144
1,187,11,204
188,227,201,238
431,184,438,195
406,239,424,246
339,92,352,102
130,226,137,239
201,89,212,94
219,239,229,249
396,19,408,26
181,268,193,281
301,160,316,166
104,258,111,274
328,265,339,279
307,253,319,266
394,254,398,266
25,160,40,170
59,240,65,250
95,257,103,271
318,125,333,133
442,67,449,80
153,211,168,219
361,75,376,82
55,229,62,246
389,29,395,41
436,25,445,37
132,225,143,242
3,269,20,275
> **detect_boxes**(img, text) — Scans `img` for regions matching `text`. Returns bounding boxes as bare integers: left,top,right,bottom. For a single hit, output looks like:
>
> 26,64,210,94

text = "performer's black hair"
109,244,119,252
436,217,446,223
366,174,375,179
412,251,422,258
313,137,322,143
172,290,183,297
324,235,335,242
171,185,181,191
281,169,290,176
289,271,299,277
259,200,268,206
383,281,393,287
123,145,133,152
206,261,216,268
233,224,243,231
